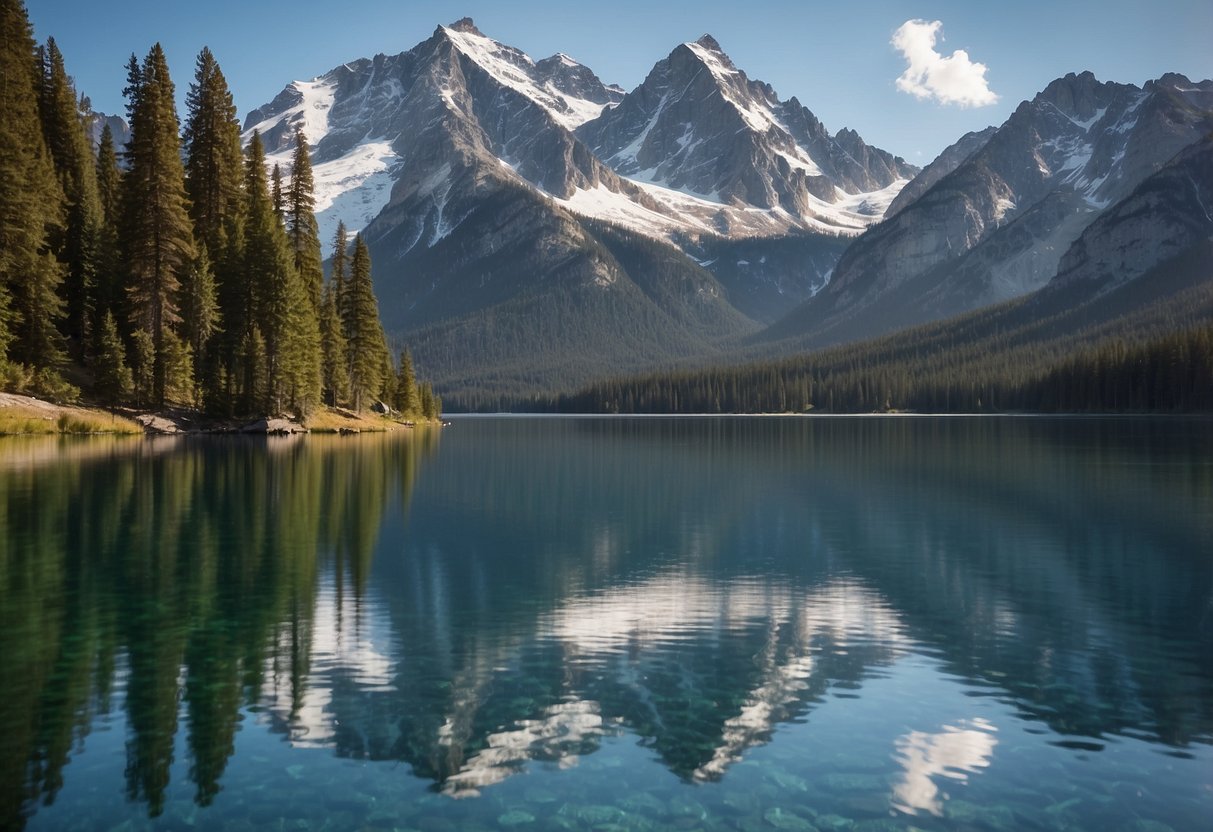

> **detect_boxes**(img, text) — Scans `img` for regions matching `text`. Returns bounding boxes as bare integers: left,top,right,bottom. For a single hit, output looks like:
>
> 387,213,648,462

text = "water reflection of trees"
0,432,436,828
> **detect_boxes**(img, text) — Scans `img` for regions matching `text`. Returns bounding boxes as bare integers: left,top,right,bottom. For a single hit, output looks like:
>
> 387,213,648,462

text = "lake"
1,416,1211,832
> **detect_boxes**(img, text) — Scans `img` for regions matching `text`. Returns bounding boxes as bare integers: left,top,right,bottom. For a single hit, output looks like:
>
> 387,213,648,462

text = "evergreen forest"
540,245,1213,415
0,1,439,422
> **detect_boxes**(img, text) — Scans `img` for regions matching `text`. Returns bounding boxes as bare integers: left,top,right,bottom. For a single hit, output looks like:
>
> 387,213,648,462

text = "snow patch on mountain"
266,137,401,242
552,175,909,239
245,78,338,145
441,24,614,129
245,77,401,240
308,142,400,243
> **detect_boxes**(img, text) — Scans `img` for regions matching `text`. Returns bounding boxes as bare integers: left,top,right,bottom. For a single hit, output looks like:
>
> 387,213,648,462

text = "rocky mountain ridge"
764,71,1213,348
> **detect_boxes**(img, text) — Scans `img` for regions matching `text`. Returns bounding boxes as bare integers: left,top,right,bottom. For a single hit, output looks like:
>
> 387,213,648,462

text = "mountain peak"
447,17,481,35
694,34,723,52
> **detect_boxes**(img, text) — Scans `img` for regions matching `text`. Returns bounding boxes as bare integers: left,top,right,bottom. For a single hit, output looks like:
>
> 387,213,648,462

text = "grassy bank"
0,394,143,435
1,392,441,436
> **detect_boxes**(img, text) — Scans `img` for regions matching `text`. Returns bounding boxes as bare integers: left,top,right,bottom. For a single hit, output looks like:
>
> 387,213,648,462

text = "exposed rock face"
886,127,997,218
86,111,130,152
1054,133,1213,290
767,72,1213,346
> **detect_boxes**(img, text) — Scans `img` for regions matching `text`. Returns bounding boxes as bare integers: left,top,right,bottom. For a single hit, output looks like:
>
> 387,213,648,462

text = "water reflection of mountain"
321,417,1213,794
2,417,1211,826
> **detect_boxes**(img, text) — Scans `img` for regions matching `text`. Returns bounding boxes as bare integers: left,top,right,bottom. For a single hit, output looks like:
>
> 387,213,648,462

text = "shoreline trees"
0,1,438,421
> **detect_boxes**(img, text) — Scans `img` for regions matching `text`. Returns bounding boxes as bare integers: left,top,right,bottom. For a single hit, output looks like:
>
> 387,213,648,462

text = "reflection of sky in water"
892,718,999,816
260,578,400,746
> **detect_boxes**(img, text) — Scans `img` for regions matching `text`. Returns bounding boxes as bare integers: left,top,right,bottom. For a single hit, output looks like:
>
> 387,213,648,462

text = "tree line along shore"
0,1,440,434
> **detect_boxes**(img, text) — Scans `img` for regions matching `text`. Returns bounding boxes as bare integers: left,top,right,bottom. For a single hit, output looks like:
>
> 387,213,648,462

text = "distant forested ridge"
537,245,1213,415
0,1,438,421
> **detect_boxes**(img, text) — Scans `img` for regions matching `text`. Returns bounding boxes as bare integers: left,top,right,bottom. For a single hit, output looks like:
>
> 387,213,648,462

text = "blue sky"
27,0,1213,161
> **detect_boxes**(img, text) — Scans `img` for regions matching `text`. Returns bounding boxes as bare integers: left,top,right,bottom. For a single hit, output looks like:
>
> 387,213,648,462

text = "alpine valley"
245,18,1213,408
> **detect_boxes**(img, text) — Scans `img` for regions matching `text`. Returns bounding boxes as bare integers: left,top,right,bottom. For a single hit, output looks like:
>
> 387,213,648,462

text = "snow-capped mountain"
240,18,919,401
242,18,630,246
244,22,913,248
765,71,1213,347
578,35,916,236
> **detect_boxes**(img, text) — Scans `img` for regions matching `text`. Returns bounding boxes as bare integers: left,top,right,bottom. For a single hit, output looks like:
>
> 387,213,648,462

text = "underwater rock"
763,807,818,830
525,788,560,804
620,793,666,815
668,795,709,820
943,800,1015,830
721,792,758,814
559,804,626,825
768,771,810,793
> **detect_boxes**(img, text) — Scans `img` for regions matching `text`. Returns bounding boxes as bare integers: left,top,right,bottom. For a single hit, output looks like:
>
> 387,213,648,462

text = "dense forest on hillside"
0,1,439,421
529,244,1213,415
400,215,758,408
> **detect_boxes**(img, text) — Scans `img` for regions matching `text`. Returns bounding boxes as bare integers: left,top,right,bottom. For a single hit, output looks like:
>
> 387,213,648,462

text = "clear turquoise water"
1,416,1211,832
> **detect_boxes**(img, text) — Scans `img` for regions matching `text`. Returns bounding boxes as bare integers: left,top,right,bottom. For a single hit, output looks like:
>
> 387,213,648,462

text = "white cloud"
891,20,998,108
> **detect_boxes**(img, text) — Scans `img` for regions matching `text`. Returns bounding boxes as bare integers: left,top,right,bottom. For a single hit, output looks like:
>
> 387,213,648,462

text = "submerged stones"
498,808,536,826
764,806,819,830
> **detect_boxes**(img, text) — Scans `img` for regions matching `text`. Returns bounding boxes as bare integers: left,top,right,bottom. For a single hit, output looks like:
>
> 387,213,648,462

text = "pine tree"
346,234,385,411
281,265,322,417
121,43,196,406
38,37,101,354
181,245,220,401
0,0,67,378
270,163,284,218
242,132,289,412
93,123,123,327
183,46,244,257
242,131,320,415
286,127,323,311
122,52,142,125
130,327,154,407
395,348,419,415
419,381,436,420
182,48,247,412
241,327,267,415
93,310,132,406
378,343,397,409
331,221,350,337
162,329,194,406
319,282,349,406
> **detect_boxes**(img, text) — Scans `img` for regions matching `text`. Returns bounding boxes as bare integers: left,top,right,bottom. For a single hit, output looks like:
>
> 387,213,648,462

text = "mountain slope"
1055,132,1213,291
241,19,922,400
764,72,1213,348
885,126,996,217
